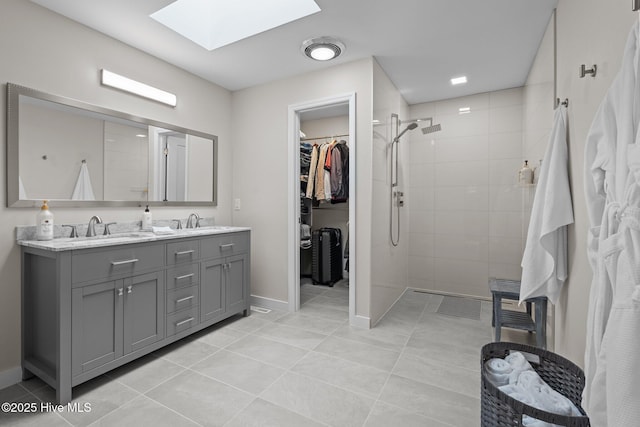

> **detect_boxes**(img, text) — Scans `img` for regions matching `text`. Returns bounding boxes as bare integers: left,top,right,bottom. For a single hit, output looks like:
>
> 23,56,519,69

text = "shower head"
421,123,442,134
393,122,418,142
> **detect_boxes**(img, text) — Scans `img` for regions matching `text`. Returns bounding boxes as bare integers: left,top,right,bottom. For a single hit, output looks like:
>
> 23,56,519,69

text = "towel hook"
580,64,597,78
556,98,569,108
81,159,86,164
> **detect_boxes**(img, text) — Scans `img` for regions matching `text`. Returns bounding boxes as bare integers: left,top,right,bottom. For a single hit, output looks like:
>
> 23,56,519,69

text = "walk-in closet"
299,106,350,302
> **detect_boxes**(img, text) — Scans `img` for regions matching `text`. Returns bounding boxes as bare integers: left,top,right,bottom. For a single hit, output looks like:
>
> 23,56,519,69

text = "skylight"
150,0,321,51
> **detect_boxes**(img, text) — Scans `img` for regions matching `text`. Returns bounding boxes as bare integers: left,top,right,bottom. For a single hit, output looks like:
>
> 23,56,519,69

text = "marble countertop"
18,226,251,252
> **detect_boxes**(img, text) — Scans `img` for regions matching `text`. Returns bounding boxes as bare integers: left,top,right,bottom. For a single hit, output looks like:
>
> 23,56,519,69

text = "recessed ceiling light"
151,0,321,51
451,76,468,86
459,107,471,114
301,37,345,61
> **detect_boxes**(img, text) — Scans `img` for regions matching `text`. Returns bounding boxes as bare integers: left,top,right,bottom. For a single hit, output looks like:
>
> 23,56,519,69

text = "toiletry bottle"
37,200,54,240
142,205,152,230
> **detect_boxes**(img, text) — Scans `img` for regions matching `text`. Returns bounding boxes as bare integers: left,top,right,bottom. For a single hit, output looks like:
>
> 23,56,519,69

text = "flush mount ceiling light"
151,0,321,51
450,76,468,86
301,37,345,61
101,69,177,107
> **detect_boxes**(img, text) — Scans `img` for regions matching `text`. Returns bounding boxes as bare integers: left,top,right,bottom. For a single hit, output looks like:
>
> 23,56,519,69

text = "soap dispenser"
36,200,54,241
142,205,153,230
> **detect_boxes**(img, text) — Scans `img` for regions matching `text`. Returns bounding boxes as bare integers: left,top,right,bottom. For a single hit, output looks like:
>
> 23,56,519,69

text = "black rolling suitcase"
311,227,343,286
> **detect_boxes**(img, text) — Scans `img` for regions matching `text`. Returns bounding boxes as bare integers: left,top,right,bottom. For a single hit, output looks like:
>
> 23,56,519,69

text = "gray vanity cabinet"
200,232,250,322
71,271,164,376
21,229,250,405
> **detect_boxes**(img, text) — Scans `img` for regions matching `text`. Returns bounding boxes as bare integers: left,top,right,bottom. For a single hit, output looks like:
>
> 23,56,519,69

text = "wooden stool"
489,278,547,349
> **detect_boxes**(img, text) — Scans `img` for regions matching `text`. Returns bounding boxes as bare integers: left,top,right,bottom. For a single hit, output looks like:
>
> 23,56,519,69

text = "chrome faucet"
86,215,103,237
186,213,200,228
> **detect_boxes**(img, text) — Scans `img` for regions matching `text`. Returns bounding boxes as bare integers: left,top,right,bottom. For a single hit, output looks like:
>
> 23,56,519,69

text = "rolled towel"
516,370,545,391
505,352,534,384
484,358,513,386
534,383,581,417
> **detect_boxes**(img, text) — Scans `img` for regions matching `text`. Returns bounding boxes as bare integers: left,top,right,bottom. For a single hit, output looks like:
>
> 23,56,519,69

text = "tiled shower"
407,88,525,299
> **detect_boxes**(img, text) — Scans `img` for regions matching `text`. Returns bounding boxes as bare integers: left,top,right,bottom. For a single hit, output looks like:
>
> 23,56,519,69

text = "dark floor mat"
436,296,481,320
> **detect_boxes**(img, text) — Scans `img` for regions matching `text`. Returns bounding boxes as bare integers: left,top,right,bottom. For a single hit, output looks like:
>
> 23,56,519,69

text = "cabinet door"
226,254,248,315
72,280,123,377
123,271,165,354
201,258,225,323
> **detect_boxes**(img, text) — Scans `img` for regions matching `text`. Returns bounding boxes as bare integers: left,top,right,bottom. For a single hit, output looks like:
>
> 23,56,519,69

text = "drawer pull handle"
111,259,139,266
127,286,133,294
175,250,195,256
220,244,234,250
117,288,123,296
176,295,195,303
175,273,195,281
176,317,194,327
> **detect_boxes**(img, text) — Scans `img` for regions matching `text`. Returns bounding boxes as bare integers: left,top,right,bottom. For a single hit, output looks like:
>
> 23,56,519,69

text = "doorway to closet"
287,93,357,326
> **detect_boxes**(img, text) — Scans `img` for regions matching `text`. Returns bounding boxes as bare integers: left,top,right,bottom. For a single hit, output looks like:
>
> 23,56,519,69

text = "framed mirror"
7,83,217,207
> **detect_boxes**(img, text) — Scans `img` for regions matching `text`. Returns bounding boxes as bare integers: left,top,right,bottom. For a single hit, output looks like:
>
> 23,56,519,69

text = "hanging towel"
520,105,574,304
18,176,28,199
71,161,96,201
582,20,640,427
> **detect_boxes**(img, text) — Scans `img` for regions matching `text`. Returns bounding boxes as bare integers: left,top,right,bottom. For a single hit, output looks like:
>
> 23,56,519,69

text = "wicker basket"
481,342,591,427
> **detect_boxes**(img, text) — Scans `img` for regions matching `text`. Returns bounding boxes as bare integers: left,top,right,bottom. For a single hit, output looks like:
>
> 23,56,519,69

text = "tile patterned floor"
0,281,534,426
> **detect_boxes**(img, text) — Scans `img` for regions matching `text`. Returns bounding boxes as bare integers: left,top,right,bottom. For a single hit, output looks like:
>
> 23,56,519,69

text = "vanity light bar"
100,69,177,107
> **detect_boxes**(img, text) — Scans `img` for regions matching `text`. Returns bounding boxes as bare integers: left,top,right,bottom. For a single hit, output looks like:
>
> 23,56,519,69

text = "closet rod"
300,133,349,141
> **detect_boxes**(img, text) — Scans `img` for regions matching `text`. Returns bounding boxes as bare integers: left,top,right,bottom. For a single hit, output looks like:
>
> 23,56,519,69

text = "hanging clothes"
314,143,330,201
520,105,574,304
332,141,349,203
305,144,319,200
304,139,349,204
583,20,640,427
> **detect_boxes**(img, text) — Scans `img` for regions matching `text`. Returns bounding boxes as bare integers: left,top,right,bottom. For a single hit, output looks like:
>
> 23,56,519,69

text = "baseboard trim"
250,295,289,312
350,314,370,329
0,366,22,390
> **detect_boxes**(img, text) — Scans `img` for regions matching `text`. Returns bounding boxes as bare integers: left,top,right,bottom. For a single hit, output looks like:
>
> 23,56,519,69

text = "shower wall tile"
432,259,489,289
489,87,523,108
489,158,523,186
436,110,489,139
489,263,523,281
435,135,489,163
489,132,523,159
409,233,434,258
434,186,489,212
435,93,489,115
408,138,436,164
434,161,488,187
408,255,434,282
489,186,522,212
489,237,524,265
434,211,489,237
409,87,525,299
432,235,489,262
489,106,523,134
407,186,435,212
409,210,435,234
489,211,523,238
409,163,435,188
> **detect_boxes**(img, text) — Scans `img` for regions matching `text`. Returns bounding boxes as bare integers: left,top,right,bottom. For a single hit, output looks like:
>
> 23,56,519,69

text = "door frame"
287,92,357,325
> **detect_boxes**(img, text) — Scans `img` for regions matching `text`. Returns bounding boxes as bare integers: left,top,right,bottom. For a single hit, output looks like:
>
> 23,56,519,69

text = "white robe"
583,20,640,427
520,105,573,305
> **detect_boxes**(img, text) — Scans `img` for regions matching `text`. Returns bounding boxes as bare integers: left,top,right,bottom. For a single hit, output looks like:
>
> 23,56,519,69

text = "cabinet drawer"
166,263,200,290
166,306,199,337
167,285,199,314
166,240,200,265
72,243,164,284
201,232,249,259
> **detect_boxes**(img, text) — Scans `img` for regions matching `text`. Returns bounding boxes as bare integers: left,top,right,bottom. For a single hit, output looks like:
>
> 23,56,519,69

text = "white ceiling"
30,0,557,105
